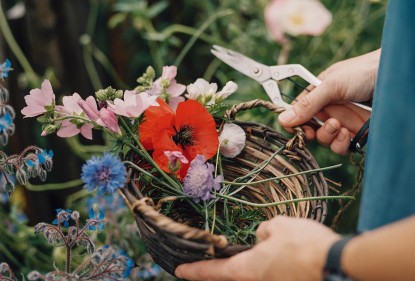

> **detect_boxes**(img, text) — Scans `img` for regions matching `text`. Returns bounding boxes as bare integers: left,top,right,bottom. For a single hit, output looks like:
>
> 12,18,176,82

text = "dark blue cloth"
358,0,415,231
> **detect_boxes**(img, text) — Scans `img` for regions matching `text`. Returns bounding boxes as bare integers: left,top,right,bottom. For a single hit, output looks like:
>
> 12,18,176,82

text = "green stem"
123,160,185,196
217,194,355,208
174,9,234,67
145,24,216,43
223,164,342,186
0,0,39,85
65,137,107,160
25,178,83,192
81,0,103,90
65,245,71,273
91,43,129,89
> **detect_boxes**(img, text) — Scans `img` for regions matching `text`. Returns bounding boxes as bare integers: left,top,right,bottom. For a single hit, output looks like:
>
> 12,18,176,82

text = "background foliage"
0,0,386,279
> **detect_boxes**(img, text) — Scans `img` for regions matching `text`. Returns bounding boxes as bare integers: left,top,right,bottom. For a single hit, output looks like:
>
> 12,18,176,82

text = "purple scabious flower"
81,153,126,194
183,155,223,202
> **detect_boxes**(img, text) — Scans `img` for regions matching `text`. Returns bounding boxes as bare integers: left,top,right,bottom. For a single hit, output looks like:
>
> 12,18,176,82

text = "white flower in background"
219,123,246,158
186,79,238,106
264,0,332,44
186,78,218,103
214,81,238,101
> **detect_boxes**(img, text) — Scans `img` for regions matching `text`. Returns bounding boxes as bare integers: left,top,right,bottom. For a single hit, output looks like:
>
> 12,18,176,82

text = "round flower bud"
219,123,246,158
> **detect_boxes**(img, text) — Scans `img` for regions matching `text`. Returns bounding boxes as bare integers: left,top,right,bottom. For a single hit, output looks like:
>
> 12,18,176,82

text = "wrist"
323,235,357,281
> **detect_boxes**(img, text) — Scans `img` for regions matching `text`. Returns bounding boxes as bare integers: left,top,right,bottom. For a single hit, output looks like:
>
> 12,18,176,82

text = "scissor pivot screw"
252,67,261,76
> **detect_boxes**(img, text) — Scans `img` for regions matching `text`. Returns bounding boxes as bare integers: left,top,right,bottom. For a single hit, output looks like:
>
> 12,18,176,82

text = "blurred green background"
0,0,386,279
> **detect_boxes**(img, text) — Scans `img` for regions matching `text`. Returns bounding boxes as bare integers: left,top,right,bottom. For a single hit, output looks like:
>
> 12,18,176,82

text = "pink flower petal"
80,123,94,140
57,120,80,138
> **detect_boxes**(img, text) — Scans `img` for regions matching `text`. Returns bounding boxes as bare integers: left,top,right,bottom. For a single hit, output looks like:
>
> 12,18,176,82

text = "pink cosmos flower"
110,90,159,118
78,96,121,135
21,79,55,117
152,66,186,111
55,93,93,140
265,0,332,44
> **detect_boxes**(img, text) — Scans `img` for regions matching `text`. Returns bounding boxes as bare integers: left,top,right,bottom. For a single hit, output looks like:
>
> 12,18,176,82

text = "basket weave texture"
120,99,329,276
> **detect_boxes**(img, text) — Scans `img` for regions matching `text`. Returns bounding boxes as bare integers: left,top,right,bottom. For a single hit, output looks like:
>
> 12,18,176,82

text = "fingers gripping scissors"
211,45,371,152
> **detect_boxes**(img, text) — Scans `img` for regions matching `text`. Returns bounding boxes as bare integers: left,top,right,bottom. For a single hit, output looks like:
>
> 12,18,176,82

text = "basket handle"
225,99,305,151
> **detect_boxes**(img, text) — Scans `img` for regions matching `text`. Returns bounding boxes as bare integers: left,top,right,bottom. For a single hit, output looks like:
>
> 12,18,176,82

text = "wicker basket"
119,99,329,276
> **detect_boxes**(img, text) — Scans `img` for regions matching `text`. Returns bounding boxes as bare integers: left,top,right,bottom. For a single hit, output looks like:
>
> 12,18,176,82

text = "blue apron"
358,0,415,231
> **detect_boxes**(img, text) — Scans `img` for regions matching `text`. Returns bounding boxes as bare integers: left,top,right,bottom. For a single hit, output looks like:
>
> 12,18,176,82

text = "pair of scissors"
211,45,371,152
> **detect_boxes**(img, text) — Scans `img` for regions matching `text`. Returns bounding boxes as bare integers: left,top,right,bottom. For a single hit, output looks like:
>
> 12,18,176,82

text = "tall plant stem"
0,0,39,85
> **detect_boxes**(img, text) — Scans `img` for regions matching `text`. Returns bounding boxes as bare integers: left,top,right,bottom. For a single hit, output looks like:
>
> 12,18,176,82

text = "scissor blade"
211,45,271,83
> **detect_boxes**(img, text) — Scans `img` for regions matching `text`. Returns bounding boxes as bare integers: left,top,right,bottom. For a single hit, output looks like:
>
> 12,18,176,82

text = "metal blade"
211,45,271,83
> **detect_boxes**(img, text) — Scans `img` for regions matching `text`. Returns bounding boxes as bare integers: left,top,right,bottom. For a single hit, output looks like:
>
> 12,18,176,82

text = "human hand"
175,216,340,281
278,49,380,154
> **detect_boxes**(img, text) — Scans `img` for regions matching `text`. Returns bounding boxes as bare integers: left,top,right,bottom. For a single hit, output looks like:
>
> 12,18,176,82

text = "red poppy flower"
139,98,218,179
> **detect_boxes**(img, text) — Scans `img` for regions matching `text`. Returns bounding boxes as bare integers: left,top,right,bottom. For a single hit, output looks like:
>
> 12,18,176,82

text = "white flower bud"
219,123,246,158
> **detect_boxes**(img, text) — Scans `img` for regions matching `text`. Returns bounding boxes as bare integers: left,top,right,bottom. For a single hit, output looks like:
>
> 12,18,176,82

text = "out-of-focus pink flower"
265,0,332,44
56,93,94,139
153,66,186,111
78,96,121,135
21,79,55,117
110,90,159,118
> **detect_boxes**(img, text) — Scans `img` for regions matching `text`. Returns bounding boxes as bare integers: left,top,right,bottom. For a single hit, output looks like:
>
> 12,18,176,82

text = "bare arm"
343,215,415,281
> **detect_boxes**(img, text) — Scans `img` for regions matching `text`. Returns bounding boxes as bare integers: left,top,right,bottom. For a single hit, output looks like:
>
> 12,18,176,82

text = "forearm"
342,215,415,281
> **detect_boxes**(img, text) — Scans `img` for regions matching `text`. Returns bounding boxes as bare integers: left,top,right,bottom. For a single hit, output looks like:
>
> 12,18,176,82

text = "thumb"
278,82,333,127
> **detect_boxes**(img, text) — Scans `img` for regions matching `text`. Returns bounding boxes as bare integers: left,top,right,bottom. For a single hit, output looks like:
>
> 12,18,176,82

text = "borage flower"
87,208,105,231
0,112,14,146
21,79,55,118
183,155,223,202
139,99,218,179
81,153,127,194
0,59,12,80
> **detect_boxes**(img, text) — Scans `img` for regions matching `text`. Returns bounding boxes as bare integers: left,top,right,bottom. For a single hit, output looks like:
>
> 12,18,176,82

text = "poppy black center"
172,125,195,147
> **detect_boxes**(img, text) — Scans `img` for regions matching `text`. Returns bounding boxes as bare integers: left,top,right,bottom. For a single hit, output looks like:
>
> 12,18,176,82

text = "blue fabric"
358,0,415,231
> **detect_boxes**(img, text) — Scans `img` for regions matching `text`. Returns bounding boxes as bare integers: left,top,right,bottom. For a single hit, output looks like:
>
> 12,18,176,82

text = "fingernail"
175,268,183,278
279,109,296,124
336,131,346,142
324,122,338,134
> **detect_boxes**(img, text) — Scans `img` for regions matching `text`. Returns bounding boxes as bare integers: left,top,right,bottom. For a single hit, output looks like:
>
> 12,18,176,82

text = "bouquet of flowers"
22,65,342,275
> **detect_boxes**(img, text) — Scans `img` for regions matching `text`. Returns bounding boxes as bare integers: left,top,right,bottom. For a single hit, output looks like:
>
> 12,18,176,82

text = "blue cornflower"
81,153,126,194
52,208,72,227
88,207,105,231
183,155,223,202
0,59,12,80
